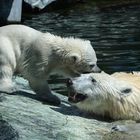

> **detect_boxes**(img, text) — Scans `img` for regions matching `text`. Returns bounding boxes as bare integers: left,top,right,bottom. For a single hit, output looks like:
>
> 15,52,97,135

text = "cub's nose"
66,78,73,87
92,65,101,73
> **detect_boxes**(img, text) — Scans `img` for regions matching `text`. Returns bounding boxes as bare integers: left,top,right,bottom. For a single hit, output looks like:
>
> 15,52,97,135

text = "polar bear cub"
0,24,99,105
67,72,140,121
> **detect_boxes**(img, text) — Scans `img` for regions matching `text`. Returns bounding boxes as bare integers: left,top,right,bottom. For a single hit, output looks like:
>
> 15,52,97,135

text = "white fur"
0,25,97,104
70,72,140,121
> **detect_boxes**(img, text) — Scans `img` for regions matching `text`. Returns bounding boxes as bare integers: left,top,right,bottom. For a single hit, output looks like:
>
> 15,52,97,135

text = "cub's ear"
69,53,81,63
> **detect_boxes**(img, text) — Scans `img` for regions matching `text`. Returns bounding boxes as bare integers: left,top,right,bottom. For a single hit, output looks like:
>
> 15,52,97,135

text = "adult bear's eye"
91,78,96,83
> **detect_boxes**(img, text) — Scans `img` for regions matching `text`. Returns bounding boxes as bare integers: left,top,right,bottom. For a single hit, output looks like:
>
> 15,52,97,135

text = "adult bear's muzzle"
66,78,88,103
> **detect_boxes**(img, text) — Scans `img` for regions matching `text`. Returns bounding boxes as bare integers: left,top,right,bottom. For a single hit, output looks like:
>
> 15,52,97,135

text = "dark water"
23,4,140,73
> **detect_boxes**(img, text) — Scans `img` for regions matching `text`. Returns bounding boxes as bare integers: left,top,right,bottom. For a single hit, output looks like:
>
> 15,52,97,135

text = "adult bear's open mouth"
67,78,88,103
68,91,88,103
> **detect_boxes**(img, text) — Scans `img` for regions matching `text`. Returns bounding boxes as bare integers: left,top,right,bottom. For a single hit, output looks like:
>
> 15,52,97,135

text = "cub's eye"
89,64,95,68
91,78,96,83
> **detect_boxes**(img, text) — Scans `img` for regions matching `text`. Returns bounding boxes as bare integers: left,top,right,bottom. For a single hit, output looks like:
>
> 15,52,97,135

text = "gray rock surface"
0,76,140,140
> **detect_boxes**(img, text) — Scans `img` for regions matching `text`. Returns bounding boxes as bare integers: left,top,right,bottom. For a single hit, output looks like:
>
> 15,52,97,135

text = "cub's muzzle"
91,65,101,73
82,65,101,74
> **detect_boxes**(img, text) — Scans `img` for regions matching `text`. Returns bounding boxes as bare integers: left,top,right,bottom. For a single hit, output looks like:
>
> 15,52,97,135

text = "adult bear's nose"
66,78,73,87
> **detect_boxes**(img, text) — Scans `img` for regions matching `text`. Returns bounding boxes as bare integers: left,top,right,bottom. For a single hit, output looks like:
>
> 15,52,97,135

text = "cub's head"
59,38,101,77
67,73,133,117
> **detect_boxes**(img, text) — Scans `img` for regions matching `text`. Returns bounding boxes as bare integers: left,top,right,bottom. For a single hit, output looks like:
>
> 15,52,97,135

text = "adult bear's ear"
69,53,81,63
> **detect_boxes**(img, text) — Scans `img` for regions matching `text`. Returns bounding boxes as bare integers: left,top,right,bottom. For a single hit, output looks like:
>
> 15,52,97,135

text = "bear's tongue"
67,85,88,103
68,92,87,103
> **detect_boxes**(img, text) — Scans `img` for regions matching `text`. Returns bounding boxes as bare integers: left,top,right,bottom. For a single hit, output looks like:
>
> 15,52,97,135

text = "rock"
105,123,140,140
0,76,140,140
0,118,19,140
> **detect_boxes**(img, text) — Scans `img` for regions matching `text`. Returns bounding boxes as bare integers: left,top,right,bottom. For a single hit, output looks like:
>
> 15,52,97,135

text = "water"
23,4,140,73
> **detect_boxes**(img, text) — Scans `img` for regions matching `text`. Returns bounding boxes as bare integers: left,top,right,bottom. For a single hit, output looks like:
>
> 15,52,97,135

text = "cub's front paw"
36,93,61,106
0,82,18,94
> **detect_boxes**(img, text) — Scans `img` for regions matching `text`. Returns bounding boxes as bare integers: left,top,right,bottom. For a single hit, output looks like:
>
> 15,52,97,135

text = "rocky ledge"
0,76,140,140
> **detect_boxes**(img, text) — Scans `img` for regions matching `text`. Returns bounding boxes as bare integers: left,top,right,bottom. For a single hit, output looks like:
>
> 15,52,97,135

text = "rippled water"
23,4,140,73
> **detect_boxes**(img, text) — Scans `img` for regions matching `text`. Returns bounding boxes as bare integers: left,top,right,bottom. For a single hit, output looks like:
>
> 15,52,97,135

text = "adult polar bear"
67,72,140,121
0,24,100,105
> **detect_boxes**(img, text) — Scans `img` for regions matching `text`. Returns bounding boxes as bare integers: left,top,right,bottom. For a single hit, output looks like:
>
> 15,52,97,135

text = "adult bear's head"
66,72,140,121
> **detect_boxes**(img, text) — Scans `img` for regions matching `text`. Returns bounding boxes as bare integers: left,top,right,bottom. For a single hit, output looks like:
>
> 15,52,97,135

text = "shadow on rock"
0,90,60,106
0,117,19,140
50,101,114,122
1,88,114,122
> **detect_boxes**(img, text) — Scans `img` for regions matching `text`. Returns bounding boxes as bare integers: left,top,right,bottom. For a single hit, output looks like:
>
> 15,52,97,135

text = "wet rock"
104,123,140,140
0,76,139,140
0,118,19,140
